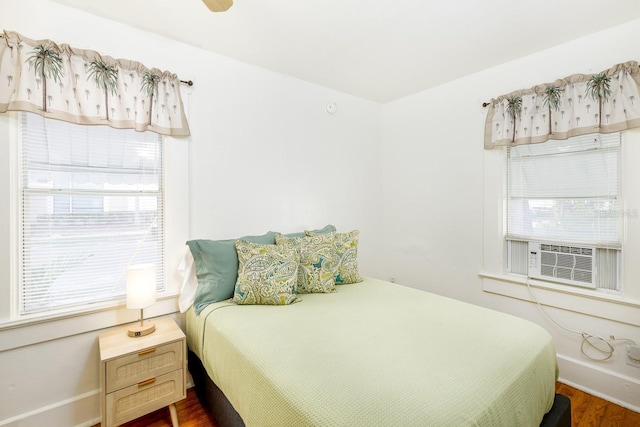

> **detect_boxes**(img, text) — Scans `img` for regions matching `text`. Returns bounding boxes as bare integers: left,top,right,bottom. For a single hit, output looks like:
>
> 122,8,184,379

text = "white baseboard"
557,353,640,413
0,383,196,427
0,389,100,427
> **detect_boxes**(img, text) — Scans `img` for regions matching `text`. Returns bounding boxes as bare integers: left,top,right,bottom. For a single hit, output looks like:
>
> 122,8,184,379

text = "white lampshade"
126,263,156,309
126,263,157,337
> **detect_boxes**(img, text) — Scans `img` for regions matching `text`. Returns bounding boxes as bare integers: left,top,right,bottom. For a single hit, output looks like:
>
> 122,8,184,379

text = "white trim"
557,353,640,413
0,389,100,427
480,272,640,327
0,289,177,328
9,112,19,320
0,383,196,427
0,295,180,352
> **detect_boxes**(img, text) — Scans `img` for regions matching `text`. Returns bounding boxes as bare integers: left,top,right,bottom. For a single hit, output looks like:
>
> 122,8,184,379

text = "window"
506,133,621,291
18,112,164,316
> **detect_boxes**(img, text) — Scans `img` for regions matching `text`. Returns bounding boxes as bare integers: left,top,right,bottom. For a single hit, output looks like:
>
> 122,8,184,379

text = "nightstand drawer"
106,369,184,426
106,341,183,393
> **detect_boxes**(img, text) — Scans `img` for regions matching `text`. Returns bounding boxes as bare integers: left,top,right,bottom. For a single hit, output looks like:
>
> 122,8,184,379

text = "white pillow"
177,248,198,313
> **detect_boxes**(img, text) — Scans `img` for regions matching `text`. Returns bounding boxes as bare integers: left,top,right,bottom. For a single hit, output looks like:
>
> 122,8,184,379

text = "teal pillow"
187,231,277,314
281,224,336,238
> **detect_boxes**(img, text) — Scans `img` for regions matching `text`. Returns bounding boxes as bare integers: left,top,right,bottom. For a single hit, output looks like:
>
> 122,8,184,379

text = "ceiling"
49,0,640,103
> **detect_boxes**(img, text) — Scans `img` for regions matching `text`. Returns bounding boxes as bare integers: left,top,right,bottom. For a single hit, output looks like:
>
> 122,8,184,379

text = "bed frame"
188,350,571,427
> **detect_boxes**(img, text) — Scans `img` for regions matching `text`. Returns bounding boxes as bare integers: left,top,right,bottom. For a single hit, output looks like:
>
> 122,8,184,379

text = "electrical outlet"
626,345,640,368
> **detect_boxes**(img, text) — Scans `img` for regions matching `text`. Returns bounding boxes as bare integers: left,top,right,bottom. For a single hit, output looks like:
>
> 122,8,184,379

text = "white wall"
379,19,640,411
0,1,383,426
184,32,384,247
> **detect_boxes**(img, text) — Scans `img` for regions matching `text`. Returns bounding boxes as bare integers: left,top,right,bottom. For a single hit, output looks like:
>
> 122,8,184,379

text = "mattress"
187,277,557,427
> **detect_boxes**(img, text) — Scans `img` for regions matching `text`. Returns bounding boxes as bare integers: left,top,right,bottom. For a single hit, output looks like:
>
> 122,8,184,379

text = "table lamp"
126,263,156,337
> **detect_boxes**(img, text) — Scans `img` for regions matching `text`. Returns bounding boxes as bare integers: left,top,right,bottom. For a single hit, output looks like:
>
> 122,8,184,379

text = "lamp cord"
113,215,159,291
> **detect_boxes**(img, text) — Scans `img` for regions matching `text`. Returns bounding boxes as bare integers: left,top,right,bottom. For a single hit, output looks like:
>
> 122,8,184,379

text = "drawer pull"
138,347,157,356
138,378,157,387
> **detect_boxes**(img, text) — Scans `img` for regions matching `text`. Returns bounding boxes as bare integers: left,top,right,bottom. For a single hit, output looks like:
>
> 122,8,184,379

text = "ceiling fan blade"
202,0,233,12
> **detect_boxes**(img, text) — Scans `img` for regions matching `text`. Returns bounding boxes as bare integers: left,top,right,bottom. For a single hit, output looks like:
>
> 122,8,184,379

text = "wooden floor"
98,388,218,427
98,382,640,427
555,383,640,427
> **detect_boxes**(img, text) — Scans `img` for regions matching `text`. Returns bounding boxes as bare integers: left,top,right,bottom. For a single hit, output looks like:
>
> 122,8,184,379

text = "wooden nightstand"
98,317,186,427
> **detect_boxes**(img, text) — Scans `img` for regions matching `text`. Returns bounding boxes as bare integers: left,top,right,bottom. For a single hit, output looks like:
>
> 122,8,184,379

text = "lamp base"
127,322,155,338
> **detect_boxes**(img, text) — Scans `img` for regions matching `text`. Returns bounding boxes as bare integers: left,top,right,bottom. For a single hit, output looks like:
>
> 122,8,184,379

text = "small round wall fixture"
326,102,337,114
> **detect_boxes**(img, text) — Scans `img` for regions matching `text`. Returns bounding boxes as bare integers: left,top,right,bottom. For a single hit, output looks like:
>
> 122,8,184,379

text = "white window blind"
19,112,164,315
507,133,621,247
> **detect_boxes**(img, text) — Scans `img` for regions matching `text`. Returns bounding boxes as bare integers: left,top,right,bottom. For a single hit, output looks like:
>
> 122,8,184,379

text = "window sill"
479,272,640,327
0,293,181,352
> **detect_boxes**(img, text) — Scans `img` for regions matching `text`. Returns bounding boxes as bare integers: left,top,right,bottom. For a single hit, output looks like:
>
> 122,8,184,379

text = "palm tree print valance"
484,60,640,149
0,30,190,136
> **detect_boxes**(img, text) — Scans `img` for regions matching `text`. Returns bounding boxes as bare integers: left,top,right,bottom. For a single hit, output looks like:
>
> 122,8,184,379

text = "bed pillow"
177,248,198,313
233,240,299,305
275,234,338,294
280,224,336,238
305,230,363,285
187,231,277,314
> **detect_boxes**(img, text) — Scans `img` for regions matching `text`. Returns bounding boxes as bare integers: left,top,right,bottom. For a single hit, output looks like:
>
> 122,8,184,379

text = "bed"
184,275,571,427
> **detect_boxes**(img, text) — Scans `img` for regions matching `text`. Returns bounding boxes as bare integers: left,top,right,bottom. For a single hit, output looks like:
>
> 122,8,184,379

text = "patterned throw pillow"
305,230,363,285
233,240,299,305
275,234,337,294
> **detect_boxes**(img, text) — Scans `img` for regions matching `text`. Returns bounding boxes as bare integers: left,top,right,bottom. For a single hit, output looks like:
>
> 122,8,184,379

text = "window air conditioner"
528,242,596,289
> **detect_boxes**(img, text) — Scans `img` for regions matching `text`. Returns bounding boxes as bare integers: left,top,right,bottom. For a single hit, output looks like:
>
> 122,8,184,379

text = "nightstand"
98,317,186,427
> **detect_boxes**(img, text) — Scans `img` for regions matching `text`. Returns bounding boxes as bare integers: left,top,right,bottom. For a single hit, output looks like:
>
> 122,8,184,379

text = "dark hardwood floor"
98,382,640,427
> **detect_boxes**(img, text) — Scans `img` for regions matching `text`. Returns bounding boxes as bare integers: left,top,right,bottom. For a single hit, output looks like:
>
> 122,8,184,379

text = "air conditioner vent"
528,242,596,288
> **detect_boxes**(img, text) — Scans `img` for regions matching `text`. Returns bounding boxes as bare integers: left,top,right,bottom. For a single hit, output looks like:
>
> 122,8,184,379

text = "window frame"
504,132,623,292
481,129,640,327
13,112,166,319
0,112,188,327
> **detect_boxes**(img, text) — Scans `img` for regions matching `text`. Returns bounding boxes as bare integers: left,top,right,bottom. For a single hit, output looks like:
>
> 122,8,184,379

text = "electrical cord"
525,279,637,362
111,214,159,291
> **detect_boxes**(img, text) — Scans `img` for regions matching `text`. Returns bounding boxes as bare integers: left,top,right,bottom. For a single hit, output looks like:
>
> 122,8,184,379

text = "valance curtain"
484,60,640,149
0,30,190,136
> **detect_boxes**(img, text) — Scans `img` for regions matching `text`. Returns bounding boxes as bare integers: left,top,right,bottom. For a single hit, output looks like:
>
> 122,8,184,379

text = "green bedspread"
187,277,557,426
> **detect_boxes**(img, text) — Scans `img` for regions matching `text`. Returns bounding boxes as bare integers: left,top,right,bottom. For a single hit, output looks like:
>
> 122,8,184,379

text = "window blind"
507,133,621,247
19,112,164,315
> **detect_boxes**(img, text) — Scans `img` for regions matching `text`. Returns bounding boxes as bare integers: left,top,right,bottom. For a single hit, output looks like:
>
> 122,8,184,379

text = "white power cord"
525,280,637,362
